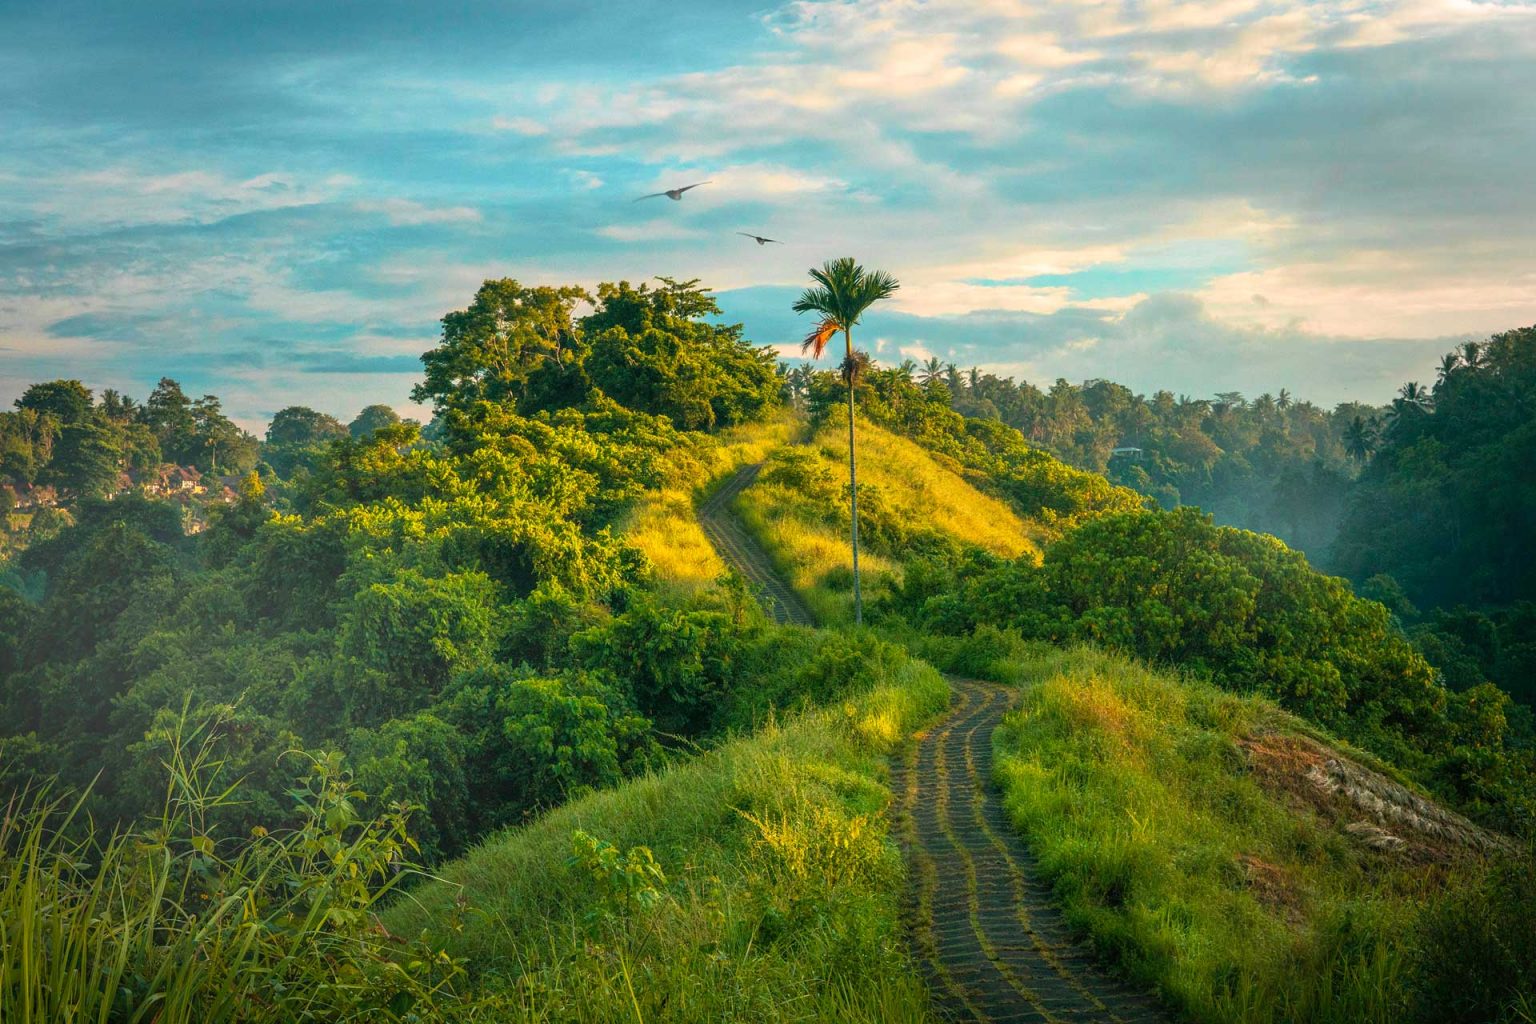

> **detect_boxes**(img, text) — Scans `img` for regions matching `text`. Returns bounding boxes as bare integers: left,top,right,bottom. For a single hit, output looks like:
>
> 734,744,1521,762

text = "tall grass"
738,412,1040,624
383,643,950,1022
623,410,796,597
991,645,1449,1024
0,712,472,1023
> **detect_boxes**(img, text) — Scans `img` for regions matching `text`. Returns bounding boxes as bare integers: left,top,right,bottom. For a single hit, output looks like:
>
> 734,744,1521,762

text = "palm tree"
920,357,945,387
1437,352,1462,385
1276,388,1292,412
794,257,900,626
1343,415,1378,464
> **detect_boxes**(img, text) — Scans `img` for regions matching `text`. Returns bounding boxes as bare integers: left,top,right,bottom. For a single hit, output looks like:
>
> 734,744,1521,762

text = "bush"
0,714,475,1024
1410,849,1536,1023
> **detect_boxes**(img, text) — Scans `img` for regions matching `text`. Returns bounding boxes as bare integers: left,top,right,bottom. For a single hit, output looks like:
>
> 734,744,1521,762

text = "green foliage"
266,405,348,446
450,669,658,825
413,278,591,413
0,714,478,1024
413,276,780,435
991,647,1451,1024
1410,848,1536,1023
350,403,403,437
1335,326,1536,610
383,640,948,1023
567,829,668,926
894,506,1535,831
583,278,780,430
576,600,758,735
15,379,93,424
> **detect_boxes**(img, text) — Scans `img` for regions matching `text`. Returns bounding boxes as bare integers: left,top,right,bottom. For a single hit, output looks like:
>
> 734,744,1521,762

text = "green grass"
990,645,1454,1024
0,716,471,1024
383,643,949,1023
622,410,797,599
738,411,1042,624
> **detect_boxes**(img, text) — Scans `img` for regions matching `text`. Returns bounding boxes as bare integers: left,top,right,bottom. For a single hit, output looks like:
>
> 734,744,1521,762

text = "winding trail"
892,678,1170,1023
696,463,1171,1023
697,463,815,627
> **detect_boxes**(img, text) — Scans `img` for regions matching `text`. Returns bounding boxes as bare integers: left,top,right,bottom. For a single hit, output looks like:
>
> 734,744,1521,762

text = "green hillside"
2,275,1531,1023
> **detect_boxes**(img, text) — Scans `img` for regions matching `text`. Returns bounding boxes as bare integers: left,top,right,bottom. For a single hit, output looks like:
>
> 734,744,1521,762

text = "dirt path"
697,464,815,627
892,677,1171,1023
696,469,1171,1022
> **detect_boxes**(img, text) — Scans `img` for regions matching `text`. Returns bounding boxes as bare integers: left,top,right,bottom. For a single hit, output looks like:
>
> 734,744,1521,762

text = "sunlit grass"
736,411,1042,624
623,410,797,596
992,645,1447,1024
383,648,950,1023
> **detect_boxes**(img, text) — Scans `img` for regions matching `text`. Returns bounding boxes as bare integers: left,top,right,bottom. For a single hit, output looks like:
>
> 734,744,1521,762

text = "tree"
144,378,198,464
191,395,257,474
793,257,900,624
348,404,402,438
1343,415,1379,464
413,279,590,413
581,278,779,430
267,406,347,446
48,422,123,497
16,380,93,425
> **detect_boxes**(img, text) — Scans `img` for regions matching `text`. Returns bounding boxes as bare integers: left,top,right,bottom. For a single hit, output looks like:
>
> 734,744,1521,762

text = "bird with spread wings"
633,181,712,202
737,232,782,245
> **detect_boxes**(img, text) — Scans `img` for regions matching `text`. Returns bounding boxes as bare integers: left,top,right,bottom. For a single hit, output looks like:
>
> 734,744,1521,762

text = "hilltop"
0,278,1531,1024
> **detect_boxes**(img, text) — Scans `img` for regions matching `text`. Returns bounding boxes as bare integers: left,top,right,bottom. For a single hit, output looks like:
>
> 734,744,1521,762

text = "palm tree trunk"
844,327,862,625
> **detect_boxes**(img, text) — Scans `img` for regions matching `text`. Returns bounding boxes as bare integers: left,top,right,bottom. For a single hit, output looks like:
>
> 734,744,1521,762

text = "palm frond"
801,318,838,359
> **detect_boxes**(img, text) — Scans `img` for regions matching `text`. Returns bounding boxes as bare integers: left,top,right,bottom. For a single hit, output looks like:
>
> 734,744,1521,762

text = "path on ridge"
696,463,1172,1023
697,463,815,627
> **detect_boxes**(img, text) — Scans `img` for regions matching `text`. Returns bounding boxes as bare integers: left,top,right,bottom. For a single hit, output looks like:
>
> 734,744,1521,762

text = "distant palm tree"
794,257,900,626
1437,352,1462,385
1460,341,1484,371
944,363,962,393
920,357,945,387
1343,415,1378,464
1277,388,1292,411
896,358,918,381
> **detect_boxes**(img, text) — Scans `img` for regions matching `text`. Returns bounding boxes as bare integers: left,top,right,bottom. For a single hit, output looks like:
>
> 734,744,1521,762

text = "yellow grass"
622,410,798,595
736,411,1043,623
807,416,1042,562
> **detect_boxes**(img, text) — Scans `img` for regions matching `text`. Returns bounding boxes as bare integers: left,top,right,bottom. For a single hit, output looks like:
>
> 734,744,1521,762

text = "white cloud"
354,198,482,225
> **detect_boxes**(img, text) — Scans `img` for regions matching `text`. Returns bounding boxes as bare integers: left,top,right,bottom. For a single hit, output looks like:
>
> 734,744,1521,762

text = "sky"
2,0,1534,430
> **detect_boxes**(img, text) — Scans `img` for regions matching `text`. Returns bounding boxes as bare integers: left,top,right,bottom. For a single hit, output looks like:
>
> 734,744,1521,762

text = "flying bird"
737,232,782,246
633,181,712,202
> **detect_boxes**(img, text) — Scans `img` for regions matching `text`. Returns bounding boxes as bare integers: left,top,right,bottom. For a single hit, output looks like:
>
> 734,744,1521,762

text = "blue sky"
3,0,1534,429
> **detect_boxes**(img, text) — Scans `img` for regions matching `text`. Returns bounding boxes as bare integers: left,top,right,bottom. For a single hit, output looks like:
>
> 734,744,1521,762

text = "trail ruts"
892,677,1173,1024
697,463,815,627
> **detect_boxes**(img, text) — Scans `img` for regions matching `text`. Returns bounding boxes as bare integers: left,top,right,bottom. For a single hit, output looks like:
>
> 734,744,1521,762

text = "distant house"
1110,446,1144,461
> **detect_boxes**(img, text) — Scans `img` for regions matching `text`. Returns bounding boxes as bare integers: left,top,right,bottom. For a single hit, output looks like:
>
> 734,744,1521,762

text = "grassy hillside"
737,411,1044,623
383,635,948,1023
990,645,1526,1024
620,411,797,597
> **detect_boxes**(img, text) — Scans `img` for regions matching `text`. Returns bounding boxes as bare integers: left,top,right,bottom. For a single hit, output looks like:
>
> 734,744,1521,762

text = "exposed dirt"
1240,732,1517,863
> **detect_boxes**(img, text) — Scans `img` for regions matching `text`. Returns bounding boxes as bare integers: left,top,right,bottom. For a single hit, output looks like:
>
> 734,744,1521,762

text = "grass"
383,641,950,1023
989,645,1467,1024
0,716,470,1024
737,411,1042,624
623,410,797,598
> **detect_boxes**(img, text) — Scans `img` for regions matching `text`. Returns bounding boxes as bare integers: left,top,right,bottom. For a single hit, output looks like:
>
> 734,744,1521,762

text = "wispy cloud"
0,0,1533,424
